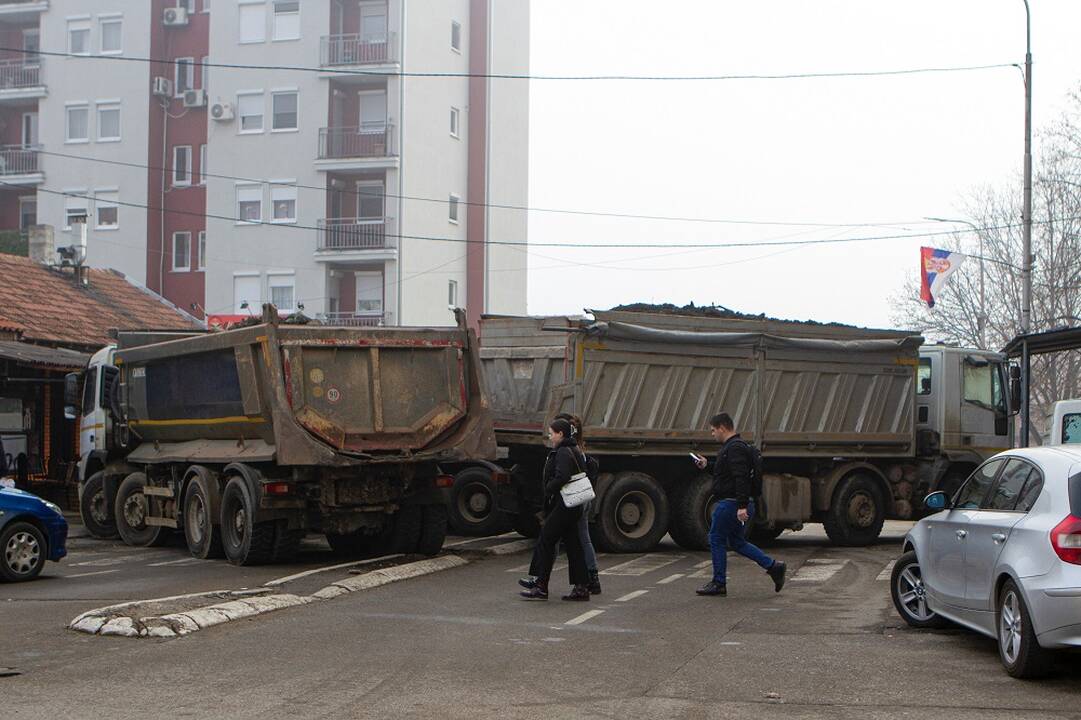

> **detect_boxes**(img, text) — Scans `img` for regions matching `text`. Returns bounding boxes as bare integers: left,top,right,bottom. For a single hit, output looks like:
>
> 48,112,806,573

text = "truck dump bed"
480,311,922,458
116,319,495,467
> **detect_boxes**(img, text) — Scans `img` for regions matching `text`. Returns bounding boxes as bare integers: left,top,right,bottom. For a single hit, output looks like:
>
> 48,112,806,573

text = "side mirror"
924,491,950,511
63,373,80,420
1009,365,1022,416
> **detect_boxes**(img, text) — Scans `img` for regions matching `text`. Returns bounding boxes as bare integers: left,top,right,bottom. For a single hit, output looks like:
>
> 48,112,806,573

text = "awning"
0,341,90,371
1002,326,1081,358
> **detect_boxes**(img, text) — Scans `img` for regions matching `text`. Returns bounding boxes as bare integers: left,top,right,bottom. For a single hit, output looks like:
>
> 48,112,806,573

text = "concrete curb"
69,555,470,640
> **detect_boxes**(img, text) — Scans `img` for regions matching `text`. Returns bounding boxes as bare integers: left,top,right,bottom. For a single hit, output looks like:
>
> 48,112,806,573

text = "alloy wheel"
4,531,41,576
896,563,934,622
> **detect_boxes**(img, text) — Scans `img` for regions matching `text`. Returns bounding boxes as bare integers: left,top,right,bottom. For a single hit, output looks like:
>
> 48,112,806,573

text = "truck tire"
0,521,47,582
823,473,887,547
448,467,504,536
80,471,118,540
511,511,541,539
114,473,171,548
593,471,669,553
182,475,224,560
271,522,303,564
417,504,448,556
385,505,423,555
219,475,275,566
667,474,714,551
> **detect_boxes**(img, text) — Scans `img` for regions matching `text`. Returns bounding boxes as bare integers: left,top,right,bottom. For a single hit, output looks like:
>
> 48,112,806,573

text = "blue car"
0,486,68,582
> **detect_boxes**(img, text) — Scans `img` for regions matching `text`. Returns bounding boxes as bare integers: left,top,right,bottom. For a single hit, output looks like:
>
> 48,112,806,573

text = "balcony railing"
318,124,395,160
321,33,397,67
0,144,40,176
323,312,387,327
317,217,393,252
0,59,40,90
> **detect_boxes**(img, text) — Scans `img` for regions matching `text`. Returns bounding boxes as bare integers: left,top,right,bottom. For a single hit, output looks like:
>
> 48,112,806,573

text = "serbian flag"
920,247,967,308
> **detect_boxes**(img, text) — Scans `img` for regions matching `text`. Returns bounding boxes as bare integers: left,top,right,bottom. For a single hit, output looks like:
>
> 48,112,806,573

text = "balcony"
321,33,398,68
315,217,397,262
322,312,388,328
0,60,44,101
0,2,48,22
0,144,42,184
316,124,397,173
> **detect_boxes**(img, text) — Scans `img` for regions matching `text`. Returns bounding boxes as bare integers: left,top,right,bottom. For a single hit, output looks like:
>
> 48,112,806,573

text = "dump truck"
66,307,495,565
447,310,1017,551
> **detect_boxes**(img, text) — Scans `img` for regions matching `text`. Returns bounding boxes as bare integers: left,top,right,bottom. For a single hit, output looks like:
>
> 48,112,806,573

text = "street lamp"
925,216,986,348
1020,0,1034,447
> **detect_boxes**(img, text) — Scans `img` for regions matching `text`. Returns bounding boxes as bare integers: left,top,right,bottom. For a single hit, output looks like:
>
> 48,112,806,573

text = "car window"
1015,471,1044,513
985,459,1033,511
954,459,1003,509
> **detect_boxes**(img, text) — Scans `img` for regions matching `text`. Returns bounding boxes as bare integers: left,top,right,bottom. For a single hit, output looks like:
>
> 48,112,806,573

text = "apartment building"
10,0,528,327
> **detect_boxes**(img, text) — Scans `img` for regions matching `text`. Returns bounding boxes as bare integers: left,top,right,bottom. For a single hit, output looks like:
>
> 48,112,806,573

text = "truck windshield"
81,366,97,418
963,360,1007,415
1064,413,1081,444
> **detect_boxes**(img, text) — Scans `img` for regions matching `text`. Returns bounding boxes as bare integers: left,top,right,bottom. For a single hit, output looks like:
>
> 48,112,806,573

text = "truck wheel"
271,522,303,564
183,476,224,560
417,504,448,556
385,505,423,555
1,521,47,582
511,511,541,539
593,472,669,553
667,474,714,551
114,473,171,548
823,473,887,547
219,476,275,566
448,467,504,536
80,472,117,540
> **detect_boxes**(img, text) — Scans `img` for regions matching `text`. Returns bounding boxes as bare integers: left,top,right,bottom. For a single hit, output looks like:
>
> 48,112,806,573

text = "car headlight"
44,501,64,517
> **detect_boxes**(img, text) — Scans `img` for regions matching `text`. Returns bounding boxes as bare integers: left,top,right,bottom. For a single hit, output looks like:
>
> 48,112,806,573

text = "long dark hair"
554,413,585,449
549,418,574,441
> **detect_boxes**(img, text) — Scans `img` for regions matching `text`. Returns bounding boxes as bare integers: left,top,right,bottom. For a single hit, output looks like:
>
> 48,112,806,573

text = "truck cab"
1048,399,1081,445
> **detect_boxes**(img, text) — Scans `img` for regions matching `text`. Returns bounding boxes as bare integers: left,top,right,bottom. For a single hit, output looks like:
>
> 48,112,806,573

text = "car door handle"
991,532,1007,543
956,529,968,539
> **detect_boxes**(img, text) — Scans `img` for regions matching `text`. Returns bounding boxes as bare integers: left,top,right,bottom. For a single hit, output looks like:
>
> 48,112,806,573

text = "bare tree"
891,88,1081,440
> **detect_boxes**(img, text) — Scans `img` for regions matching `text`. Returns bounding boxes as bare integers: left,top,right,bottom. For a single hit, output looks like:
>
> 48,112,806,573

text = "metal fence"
318,124,395,160
0,60,40,90
322,312,387,327
320,33,397,66
0,145,41,176
317,218,393,251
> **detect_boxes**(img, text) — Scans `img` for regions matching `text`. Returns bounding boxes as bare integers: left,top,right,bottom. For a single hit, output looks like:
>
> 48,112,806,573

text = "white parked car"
891,446,1081,678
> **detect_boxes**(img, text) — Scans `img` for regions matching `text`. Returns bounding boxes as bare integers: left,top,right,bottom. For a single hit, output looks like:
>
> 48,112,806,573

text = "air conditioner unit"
152,76,173,97
210,102,234,122
163,7,189,27
183,89,208,108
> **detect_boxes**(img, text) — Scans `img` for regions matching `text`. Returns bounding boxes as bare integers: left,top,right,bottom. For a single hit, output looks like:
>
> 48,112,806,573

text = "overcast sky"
522,0,1081,328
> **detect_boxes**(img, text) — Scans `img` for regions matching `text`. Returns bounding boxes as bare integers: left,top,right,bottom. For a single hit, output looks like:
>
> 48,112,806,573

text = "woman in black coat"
519,418,591,601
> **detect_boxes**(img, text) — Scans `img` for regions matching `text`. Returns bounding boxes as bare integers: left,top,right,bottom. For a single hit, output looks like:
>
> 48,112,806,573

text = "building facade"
12,0,528,326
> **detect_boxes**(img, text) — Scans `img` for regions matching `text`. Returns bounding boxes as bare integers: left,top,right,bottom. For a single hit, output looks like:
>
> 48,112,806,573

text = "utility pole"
1020,0,1034,446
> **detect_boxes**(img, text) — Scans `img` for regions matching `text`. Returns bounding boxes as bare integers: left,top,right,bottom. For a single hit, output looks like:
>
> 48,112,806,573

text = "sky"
522,0,1081,329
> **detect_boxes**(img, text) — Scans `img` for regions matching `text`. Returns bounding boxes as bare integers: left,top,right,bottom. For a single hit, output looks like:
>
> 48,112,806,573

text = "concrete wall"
38,0,152,284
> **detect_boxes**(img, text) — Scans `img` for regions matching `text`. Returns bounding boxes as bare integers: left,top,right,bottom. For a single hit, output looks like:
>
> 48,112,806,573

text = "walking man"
694,413,786,596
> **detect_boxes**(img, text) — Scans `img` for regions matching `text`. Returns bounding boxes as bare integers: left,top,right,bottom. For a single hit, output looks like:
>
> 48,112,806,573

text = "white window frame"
268,273,296,313
63,190,88,231
451,20,462,53
236,183,263,225
94,189,119,230
448,279,458,309
175,57,195,98
173,145,192,187
99,15,123,55
272,0,301,42
172,231,192,272
270,182,297,224
199,144,207,185
448,194,460,224
96,101,121,142
64,102,90,144
450,107,460,138
238,1,267,45
355,270,384,316
177,0,196,12
197,231,206,271
67,18,91,56
233,272,261,314
270,90,299,132
237,91,264,134
202,0,211,14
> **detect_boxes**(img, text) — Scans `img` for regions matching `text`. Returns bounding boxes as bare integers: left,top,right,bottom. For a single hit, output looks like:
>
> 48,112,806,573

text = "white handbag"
559,452,595,508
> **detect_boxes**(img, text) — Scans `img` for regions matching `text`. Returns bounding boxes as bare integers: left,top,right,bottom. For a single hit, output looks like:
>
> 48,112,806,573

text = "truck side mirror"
63,373,80,420
1009,365,1022,416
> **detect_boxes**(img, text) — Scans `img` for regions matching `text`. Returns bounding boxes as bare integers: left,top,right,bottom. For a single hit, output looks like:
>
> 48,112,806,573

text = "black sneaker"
695,581,727,596
587,571,602,595
562,585,590,601
767,561,786,593
518,576,538,590
520,585,548,600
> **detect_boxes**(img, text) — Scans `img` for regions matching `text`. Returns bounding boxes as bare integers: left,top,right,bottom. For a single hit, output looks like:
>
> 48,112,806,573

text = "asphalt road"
4,521,1081,719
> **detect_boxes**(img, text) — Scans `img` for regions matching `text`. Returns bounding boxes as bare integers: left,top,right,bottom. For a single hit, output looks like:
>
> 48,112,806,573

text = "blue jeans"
709,500,774,584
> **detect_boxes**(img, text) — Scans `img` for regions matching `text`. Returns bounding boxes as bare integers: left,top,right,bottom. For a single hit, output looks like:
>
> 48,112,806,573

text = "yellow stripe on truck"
129,416,266,427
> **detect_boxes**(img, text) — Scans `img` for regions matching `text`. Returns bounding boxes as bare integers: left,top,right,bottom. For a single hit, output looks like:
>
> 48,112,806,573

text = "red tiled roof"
0,254,199,348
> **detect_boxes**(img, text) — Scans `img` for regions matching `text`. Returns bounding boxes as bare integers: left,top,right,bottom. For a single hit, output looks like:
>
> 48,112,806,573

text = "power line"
4,47,1017,82
36,148,925,230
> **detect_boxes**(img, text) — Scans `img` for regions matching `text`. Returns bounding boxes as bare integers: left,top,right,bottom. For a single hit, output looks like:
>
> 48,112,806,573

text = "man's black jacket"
711,433,753,510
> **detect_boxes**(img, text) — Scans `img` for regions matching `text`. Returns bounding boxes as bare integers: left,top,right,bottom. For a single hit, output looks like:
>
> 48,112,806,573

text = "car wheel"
998,579,1055,678
890,550,948,628
0,521,47,582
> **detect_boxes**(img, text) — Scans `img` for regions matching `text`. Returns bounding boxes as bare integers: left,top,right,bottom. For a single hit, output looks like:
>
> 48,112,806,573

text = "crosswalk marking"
565,609,605,626
66,569,120,579
694,560,712,569
657,573,685,585
690,568,713,579
876,560,896,582
615,590,649,602
790,562,847,583
601,553,685,577
147,558,202,567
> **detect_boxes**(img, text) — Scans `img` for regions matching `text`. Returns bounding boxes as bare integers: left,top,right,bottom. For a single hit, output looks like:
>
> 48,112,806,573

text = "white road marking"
657,573,685,585
147,558,202,567
443,532,517,548
507,561,566,574
263,554,404,587
615,590,649,603
694,560,713,569
486,539,536,556
565,609,605,626
876,560,896,582
70,555,144,567
601,553,685,577
66,569,121,579
789,562,847,583
690,568,713,579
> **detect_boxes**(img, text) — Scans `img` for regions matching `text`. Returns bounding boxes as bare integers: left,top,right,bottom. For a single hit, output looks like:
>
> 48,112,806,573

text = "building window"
269,275,295,312
450,107,460,138
355,271,383,315
272,1,300,41
18,197,36,231
64,193,88,230
202,0,211,13
68,20,91,56
197,231,206,271
177,0,196,12
448,194,460,224
233,274,260,314
199,144,207,185
271,184,297,223
451,21,462,53
237,184,262,223
65,104,89,143
448,280,458,309
239,2,266,44
238,92,264,133
271,91,298,131
173,146,192,186
95,191,119,229
175,58,195,97
97,103,121,141
100,17,123,55
172,232,191,272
